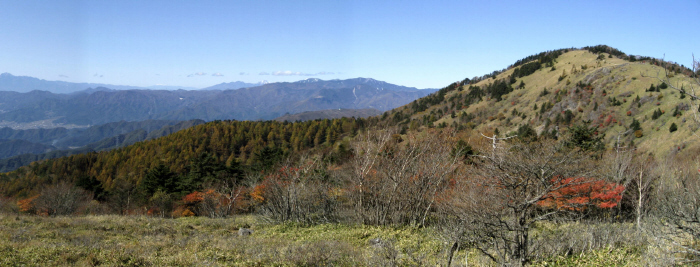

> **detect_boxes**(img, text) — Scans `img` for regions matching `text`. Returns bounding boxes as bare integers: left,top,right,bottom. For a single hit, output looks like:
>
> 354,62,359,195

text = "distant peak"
295,78,323,83
353,77,380,84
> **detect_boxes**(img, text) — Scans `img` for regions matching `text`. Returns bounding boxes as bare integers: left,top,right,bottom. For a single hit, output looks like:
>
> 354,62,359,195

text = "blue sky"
0,0,698,89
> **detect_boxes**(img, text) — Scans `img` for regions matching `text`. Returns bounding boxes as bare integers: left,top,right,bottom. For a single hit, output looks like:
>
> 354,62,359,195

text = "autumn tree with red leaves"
443,139,602,266
537,176,624,211
180,186,247,218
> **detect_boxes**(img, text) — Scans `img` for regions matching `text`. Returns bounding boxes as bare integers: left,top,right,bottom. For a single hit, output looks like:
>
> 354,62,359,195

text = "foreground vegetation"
0,214,656,266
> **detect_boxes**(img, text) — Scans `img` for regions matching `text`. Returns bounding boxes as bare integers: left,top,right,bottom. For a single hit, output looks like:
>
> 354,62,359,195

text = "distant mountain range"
274,108,383,122
0,73,203,94
0,77,436,126
201,81,268,90
0,73,141,94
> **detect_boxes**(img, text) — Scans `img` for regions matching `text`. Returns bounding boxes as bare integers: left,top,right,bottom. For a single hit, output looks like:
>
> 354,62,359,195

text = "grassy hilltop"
393,47,699,157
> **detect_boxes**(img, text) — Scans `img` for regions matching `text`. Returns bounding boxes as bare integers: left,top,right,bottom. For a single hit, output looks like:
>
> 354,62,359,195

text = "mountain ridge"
274,108,383,122
0,78,436,126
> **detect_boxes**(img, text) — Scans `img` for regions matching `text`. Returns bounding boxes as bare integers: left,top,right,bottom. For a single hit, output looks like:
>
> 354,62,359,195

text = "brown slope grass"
429,49,698,158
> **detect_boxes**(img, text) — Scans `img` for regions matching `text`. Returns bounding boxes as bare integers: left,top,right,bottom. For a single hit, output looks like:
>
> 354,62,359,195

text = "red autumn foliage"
538,177,624,211
17,195,38,213
182,190,207,204
604,115,613,125
180,187,250,217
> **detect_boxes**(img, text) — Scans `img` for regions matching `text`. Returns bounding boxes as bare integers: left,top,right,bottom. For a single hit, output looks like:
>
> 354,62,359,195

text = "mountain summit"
385,45,698,156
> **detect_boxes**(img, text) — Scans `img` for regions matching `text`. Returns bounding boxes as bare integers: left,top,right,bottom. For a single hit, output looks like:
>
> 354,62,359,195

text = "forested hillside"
274,108,382,122
0,120,205,172
2,45,700,265
0,117,368,197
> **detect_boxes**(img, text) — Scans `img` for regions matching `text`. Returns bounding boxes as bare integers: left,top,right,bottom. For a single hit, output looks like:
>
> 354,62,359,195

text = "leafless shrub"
0,196,19,214
648,160,700,264
347,129,461,226
33,182,93,216
366,238,399,267
255,155,340,224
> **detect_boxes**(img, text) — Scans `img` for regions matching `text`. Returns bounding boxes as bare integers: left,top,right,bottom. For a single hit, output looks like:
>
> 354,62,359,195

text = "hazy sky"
1,0,698,89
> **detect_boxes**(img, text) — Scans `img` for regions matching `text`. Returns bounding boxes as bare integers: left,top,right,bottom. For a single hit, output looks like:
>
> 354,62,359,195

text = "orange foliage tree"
180,186,248,218
17,195,38,214
537,177,624,211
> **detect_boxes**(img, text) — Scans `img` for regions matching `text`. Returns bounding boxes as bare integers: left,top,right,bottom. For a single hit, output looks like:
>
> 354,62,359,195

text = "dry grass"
0,213,656,266
0,214,444,266
428,49,699,158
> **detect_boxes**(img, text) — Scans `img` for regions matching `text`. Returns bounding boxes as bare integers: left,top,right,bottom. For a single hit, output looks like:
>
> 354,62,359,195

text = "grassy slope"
0,214,646,266
424,49,697,157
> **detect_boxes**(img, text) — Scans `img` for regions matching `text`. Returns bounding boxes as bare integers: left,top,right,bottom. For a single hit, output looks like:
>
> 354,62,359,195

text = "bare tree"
348,129,393,225
217,178,247,217
255,155,339,224
347,129,461,226
627,155,659,230
642,159,700,263
397,130,462,227
444,139,596,266
34,182,93,216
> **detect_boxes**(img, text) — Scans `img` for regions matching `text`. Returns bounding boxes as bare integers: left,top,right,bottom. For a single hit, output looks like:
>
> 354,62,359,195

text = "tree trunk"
447,240,459,267
636,170,643,230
